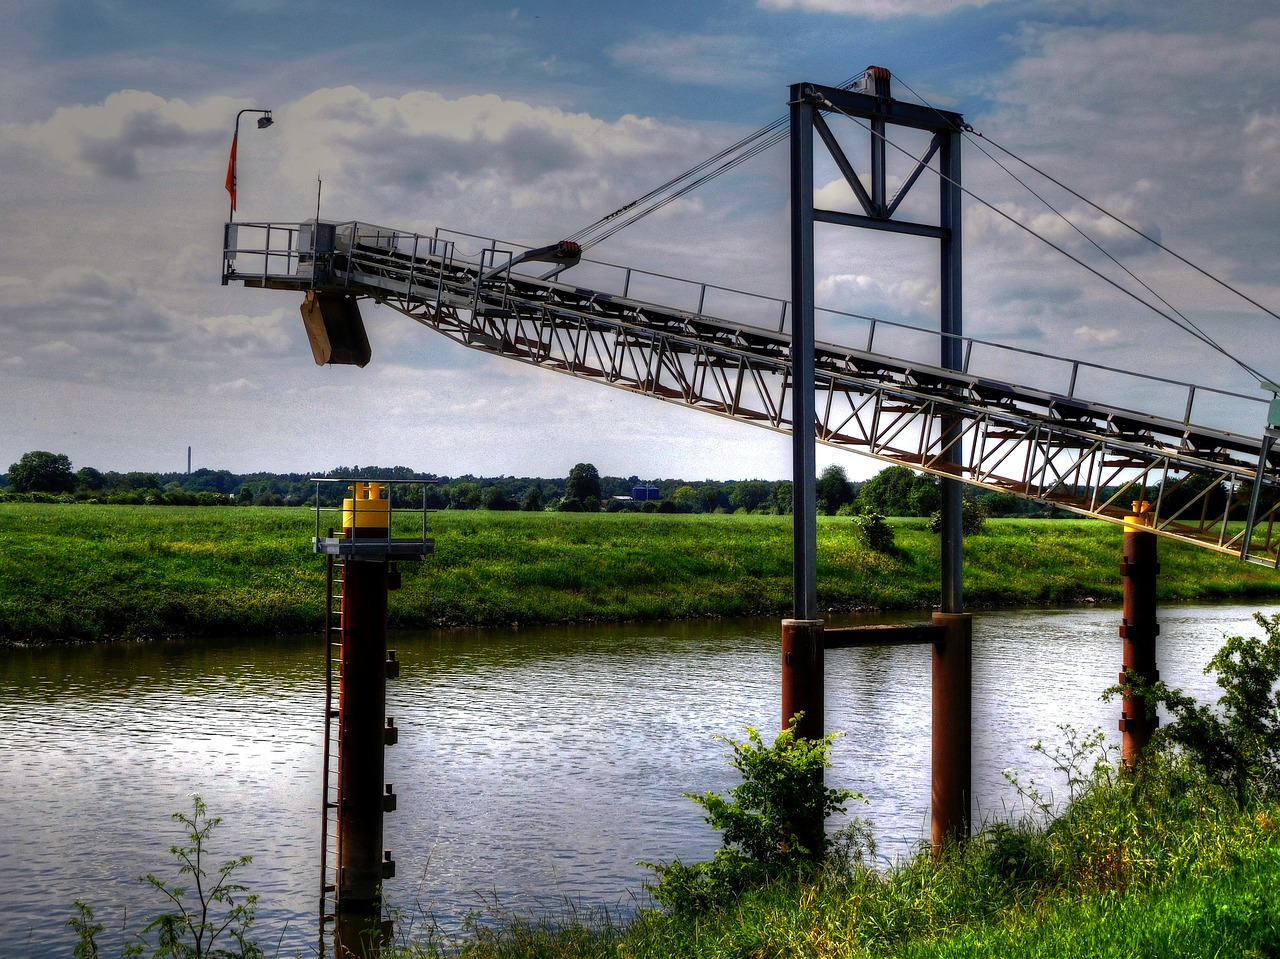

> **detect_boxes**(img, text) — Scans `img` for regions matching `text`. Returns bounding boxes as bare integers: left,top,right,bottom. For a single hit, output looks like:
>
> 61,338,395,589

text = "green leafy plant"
69,796,262,958
1110,612,1280,809
853,509,896,552
643,717,860,915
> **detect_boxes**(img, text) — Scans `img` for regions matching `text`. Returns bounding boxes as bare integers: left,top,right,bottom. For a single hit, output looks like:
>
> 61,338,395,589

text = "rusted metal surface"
823,623,943,647
1120,507,1161,765
781,619,824,743
931,612,972,852
336,558,391,915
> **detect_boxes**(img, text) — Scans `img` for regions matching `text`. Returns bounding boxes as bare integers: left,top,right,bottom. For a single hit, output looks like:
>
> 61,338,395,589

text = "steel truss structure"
223,214,1280,566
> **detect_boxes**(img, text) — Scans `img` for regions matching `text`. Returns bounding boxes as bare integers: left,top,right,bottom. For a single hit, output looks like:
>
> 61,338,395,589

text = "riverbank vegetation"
3,504,1280,645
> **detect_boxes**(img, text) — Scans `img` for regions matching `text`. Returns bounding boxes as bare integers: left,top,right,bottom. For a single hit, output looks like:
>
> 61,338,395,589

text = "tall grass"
4,504,1279,644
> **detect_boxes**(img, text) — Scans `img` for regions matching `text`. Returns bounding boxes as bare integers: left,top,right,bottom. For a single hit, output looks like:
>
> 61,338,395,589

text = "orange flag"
225,132,238,211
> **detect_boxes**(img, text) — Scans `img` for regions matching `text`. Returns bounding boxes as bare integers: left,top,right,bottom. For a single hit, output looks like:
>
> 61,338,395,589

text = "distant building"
632,484,661,501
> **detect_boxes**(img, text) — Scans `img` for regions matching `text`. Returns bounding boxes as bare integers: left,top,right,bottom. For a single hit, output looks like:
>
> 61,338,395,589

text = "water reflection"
0,603,1273,958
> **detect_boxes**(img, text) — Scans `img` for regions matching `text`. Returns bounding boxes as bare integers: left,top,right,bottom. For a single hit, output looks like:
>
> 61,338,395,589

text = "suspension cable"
566,75,863,251
816,85,1272,386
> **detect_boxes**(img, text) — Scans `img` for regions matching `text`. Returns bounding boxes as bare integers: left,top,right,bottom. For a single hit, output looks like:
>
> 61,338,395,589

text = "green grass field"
3,503,1280,644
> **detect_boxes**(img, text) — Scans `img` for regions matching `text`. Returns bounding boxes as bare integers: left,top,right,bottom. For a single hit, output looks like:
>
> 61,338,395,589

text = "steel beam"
790,84,819,623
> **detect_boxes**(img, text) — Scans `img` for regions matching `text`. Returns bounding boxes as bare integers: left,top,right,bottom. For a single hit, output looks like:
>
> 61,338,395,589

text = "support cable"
893,74,1277,384
816,90,1272,387
566,75,863,251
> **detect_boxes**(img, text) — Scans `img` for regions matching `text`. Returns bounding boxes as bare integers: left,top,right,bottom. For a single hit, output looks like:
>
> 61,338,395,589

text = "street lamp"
226,108,275,222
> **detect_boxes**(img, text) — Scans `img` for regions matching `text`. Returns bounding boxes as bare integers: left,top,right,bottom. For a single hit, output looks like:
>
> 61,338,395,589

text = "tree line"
0,448,1123,518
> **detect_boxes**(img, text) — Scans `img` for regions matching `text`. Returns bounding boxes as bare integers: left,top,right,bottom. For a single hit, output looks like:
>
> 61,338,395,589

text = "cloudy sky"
2,0,1277,482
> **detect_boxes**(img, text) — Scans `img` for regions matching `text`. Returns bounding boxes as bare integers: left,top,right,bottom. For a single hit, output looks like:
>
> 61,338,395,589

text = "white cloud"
1243,112,1280,195
4,90,238,179
276,86,714,243
1073,325,1122,346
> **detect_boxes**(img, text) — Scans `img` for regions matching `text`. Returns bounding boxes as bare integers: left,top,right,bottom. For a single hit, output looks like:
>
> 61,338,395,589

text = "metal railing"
225,219,1269,440
309,478,435,559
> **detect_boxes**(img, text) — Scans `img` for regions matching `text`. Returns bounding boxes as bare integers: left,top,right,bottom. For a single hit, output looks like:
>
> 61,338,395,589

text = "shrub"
644,717,859,915
853,509,896,552
929,497,987,535
1112,612,1280,809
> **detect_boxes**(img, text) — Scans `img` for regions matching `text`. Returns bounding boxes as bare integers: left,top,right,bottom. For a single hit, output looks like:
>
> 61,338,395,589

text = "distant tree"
8,451,76,493
978,490,1050,518
672,485,703,513
483,487,517,511
559,496,584,512
772,481,794,515
566,463,602,506
75,466,106,492
117,471,161,492
908,479,941,517
815,465,855,516
520,486,543,512
729,480,772,514
1157,473,1230,519
447,481,482,510
861,465,937,517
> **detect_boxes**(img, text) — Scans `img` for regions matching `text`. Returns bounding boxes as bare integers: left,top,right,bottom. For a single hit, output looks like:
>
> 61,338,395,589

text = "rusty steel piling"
781,618,825,742
931,612,972,851
313,479,432,957
336,557,393,915
1120,502,1160,766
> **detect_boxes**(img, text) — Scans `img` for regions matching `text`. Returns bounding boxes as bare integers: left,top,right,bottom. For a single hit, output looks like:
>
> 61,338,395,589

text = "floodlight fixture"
227,107,277,222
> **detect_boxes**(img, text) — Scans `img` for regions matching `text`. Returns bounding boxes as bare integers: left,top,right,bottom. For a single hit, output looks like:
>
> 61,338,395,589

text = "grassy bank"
386,814,1280,959
3,503,1280,644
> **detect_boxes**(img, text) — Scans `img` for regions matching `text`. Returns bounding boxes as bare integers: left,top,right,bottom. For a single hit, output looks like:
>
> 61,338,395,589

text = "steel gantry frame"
789,75,966,620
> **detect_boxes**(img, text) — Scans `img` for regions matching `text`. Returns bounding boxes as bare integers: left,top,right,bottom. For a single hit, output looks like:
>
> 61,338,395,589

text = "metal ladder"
319,552,344,929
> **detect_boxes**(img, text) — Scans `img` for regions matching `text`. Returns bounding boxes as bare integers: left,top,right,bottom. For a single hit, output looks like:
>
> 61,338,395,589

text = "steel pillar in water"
781,619,825,742
781,618,825,856
337,557,393,915
313,479,433,954
931,612,972,851
1120,502,1160,766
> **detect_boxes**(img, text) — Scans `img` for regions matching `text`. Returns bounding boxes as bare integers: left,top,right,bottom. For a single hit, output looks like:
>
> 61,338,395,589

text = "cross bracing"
223,219,1280,566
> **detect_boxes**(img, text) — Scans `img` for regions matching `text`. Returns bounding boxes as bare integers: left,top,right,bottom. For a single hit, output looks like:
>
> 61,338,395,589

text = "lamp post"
227,108,275,222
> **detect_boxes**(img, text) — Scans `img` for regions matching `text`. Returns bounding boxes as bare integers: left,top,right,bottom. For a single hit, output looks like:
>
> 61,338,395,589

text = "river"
0,603,1273,958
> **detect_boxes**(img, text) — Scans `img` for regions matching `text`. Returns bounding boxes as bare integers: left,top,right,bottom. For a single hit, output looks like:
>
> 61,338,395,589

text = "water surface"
0,603,1270,958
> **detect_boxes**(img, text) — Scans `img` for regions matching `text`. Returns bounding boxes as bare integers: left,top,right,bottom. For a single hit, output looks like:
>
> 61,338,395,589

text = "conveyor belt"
222,218,1280,566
